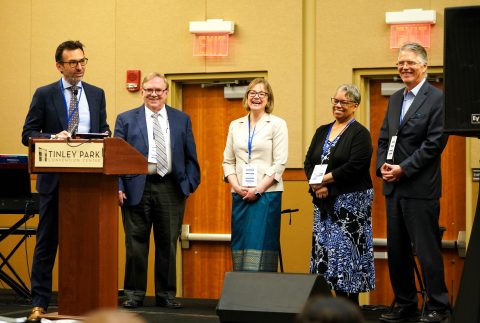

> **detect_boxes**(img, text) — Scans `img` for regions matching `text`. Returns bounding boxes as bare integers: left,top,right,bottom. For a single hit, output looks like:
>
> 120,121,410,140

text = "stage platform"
0,289,435,323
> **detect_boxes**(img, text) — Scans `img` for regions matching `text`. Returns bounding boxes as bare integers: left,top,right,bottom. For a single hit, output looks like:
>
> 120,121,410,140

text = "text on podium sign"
34,142,104,168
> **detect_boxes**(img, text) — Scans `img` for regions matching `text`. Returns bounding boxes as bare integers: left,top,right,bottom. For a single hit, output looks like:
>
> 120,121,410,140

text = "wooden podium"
28,138,147,316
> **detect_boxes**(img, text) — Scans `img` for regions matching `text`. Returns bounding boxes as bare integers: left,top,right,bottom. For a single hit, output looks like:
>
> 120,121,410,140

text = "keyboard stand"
0,211,36,300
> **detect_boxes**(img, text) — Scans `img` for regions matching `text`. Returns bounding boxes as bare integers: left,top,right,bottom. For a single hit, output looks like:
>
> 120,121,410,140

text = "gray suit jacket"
376,80,448,199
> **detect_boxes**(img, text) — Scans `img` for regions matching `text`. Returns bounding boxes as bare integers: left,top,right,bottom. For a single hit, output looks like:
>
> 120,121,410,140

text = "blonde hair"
242,78,275,113
141,72,169,90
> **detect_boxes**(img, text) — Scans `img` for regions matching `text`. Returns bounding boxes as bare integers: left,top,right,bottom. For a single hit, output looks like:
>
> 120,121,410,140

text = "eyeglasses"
143,88,168,95
395,60,422,68
331,98,356,107
247,90,268,99
59,58,88,68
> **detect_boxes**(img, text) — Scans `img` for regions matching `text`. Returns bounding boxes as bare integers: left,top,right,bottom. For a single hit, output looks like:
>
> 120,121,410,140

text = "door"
181,84,245,298
368,79,466,306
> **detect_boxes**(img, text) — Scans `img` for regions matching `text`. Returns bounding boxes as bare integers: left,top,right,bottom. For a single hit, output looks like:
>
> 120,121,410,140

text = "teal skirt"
231,191,282,271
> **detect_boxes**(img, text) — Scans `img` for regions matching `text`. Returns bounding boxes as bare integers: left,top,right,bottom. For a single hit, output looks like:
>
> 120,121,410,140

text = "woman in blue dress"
304,84,375,304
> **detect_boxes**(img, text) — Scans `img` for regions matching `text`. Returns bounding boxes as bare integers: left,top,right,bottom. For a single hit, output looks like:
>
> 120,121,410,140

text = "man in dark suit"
376,42,450,323
114,72,200,309
21,40,110,322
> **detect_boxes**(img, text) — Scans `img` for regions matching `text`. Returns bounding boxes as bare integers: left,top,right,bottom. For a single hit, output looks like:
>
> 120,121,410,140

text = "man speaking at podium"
114,72,200,309
21,40,110,322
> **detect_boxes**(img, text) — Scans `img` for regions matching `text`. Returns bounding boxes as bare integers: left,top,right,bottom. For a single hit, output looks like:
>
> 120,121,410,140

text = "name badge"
387,135,397,161
309,164,328,184
242,164,258,186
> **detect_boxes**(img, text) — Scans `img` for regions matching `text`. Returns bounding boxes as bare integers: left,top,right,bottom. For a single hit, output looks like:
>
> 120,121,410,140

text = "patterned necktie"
151,113,168,176
67,85,79,133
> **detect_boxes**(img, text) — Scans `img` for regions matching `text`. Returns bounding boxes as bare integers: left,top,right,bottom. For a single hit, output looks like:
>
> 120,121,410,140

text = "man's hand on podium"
50,130,70,140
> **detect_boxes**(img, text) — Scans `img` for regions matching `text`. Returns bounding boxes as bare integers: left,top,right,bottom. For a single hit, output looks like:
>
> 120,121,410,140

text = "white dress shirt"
145,106,172,174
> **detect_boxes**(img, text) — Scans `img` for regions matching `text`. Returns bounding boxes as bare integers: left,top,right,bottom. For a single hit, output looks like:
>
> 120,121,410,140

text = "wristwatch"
254,190,262,199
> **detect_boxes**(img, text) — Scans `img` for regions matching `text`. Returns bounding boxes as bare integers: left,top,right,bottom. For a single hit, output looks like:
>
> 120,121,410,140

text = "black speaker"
452,188,480,322
216,272,332,323
444,6,480,137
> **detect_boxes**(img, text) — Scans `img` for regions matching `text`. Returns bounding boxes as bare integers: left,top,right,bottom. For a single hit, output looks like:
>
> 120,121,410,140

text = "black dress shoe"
420,311,450,322
156,298,183,309
380,306,420,322
122,299,143,308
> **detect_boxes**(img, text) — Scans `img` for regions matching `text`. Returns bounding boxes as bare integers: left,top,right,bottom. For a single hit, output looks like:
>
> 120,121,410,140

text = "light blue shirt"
400,78,426,123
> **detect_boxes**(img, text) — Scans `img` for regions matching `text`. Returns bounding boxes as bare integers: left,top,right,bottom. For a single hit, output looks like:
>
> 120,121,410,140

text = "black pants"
30,190,59,309
122,175,186,302
385,191,449,311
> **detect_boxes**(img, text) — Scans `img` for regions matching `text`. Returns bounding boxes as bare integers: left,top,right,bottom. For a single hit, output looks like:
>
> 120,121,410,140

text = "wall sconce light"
385,9,436,48
189,19,235,57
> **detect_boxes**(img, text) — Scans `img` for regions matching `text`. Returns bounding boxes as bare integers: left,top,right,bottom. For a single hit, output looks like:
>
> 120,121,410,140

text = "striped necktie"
67,85,79,133
151,113,168,176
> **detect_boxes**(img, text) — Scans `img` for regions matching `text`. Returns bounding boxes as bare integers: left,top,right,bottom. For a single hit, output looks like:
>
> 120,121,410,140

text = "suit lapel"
165,106,177,151
237,115,248,128
135,106,149,147
54,81,68,129
236,115,249,147
390,92,403,130
254,113,271,134
83,82,97,131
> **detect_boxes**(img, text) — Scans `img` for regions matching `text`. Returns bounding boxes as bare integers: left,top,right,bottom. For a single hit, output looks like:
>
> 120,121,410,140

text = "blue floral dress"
310,136,375,293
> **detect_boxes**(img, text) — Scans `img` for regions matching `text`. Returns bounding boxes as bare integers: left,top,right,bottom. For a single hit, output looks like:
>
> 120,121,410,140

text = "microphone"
73,88,78,96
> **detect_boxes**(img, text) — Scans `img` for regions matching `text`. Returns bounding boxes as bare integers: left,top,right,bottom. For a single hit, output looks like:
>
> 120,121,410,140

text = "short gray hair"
335,84,361,104
398,42,428,65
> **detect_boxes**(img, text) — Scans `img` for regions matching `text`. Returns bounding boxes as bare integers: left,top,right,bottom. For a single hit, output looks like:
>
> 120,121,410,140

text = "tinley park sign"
34,141,103,168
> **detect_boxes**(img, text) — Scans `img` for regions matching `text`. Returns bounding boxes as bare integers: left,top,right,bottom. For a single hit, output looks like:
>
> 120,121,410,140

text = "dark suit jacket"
21,80,110,194
304,120,373,207
376,80,447,199
114,105,201,206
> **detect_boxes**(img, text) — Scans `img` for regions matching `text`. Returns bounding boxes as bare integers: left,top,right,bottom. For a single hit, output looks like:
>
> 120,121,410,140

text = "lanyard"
247,114,257,160
59,79,83,125
321,118,355,164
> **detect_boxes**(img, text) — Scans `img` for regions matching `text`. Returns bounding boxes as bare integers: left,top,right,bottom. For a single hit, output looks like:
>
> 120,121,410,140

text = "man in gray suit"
22,40,110,322
376,42,450,323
